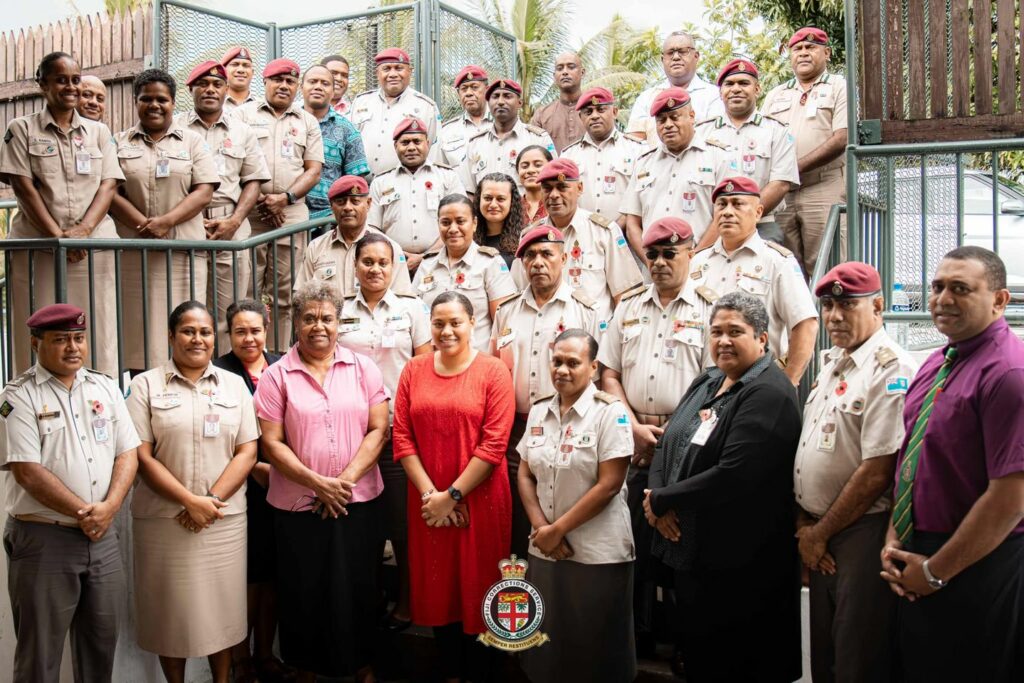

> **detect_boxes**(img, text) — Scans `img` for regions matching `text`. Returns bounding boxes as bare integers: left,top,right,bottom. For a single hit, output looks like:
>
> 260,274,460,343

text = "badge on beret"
290,69,298,76
209,68,218,76
725,181,734,192
667,98,676,108
737,62,747,72
831,281,843,296
77,314,85,325
591,96,600,106
669,233,679,244
499,80,506,89
547,230,556,240
557,173,566,182
240,48,250,59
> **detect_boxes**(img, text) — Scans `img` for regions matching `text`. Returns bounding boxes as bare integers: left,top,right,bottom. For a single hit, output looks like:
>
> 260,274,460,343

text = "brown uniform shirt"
176,109,270,209
530,98,586,154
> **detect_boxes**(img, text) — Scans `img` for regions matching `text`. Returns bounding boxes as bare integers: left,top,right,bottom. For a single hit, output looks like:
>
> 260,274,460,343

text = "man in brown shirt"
530,52,586,154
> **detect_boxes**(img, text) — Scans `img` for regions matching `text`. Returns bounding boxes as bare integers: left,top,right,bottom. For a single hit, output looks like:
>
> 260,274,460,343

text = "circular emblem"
210,68,219,76
546,230,556,241
478,555,550,652
557,173,566,182
239,48,250,60
737,62,747,72
591,96,600,106
725,182,735,192
499,80,506,89
76,314,86,325
666,98,676,108
669,233,679,244
290,69,298,77
831,281,843,296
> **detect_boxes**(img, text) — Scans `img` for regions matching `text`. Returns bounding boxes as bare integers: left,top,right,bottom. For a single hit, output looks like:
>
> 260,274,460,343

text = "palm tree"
575,15,662,125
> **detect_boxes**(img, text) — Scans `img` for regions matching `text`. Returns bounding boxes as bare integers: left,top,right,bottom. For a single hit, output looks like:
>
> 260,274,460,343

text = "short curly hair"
291,279,344,326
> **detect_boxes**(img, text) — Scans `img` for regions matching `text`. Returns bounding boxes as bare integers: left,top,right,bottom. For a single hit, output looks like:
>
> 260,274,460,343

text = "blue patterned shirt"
306,108,370,218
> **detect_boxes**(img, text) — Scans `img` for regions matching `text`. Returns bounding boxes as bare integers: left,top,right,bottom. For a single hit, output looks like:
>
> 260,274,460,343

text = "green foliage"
748,0,846,66
576,14,663,125
103,0,147,15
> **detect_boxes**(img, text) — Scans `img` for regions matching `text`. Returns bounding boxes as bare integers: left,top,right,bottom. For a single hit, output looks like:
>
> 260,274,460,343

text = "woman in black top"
473,171,522,267
644,291,803,683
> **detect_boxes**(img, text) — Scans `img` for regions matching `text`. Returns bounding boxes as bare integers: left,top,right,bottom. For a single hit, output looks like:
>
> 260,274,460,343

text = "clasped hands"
75,500,116,541
175,493,229,533
309,473,356,519
879,541,937,601
420,488,461,528
256,193,288,227
530,523,573,560
642,488,681,542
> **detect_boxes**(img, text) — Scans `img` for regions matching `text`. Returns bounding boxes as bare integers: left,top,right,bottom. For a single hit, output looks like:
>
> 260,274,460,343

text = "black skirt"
246,475,276,583
274,499,382,676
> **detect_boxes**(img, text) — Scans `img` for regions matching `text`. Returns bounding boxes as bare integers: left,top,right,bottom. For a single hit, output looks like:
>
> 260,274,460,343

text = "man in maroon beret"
221,46,255,112
1,304,141,682
794,260,917,683
562,86,648,222
621,86,730,256
435,65,491,167
761,27,848,276
349,48,441,176
530,51,587,154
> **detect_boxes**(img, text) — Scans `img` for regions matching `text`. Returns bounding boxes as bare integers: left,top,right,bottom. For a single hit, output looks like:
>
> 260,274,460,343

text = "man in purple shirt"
880,246,1024,682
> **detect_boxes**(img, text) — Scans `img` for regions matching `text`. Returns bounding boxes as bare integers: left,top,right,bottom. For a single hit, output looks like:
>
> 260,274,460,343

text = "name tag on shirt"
204,413,220,438
92,417,110,443
817,421,836,452
214,152,227,176
691,410,718,446
496,328,515,349
155,158,170,178
381,327,397,348
281,138,295,159
76,151,92,175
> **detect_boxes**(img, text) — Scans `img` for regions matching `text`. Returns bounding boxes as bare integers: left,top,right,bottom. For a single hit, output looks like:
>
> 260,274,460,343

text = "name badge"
556,442,573,467
204,413,221,438
281,138,294,159
214,151,227,176
75,151,92,175
603,175,616,194
155,158,170,178
817,422,836,452
661,340,677,362
690,410,718,446
805,99,818,118
92,417,110,443
381,327,397,348
339,318,361,333
496,328,515,349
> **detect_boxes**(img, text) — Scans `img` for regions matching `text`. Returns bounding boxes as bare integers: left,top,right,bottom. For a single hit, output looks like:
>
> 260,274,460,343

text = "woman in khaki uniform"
110,69,218,370
127,301,259,683
0,51,123,376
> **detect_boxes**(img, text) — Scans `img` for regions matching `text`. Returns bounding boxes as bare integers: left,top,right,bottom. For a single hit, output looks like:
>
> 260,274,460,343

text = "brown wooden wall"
858,0,1023,143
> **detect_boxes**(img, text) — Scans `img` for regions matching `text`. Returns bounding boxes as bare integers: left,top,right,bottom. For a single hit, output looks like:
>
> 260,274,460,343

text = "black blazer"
213,350,282,396
649,362,801,571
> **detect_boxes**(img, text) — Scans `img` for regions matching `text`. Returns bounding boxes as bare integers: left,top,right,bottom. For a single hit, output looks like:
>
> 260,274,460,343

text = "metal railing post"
53,248,67,304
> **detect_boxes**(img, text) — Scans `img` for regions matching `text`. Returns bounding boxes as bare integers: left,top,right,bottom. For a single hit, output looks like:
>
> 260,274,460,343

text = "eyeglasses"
662,48,696,59
645,248,681,261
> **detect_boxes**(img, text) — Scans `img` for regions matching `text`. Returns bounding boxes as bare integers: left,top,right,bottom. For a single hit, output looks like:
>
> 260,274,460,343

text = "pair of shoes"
670,648,686,679
256,656,296,682
382,611,413,633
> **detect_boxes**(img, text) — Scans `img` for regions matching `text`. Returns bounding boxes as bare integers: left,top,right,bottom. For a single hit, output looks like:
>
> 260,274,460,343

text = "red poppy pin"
91,400,104,415
425,181,433,191
673,319,684,333
835,381,847,396
556,319,566,333
571,241,582,260
223,138,232,148
455,271,466,285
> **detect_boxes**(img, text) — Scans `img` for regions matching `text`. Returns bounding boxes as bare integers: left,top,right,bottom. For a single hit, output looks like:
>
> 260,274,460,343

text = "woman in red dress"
392,290,515,682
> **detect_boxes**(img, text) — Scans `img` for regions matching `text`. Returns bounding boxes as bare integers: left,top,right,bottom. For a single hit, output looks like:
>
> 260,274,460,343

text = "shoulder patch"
0,400,13,418
764,240,793,257
588,212,610,228
695,285,720,304
593,390,619,404
476,245,500,257
525,123,547,136
571,288,597,309
875,346,899,369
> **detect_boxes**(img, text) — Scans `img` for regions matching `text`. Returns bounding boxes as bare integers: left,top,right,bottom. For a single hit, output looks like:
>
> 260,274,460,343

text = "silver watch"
922,559,947,590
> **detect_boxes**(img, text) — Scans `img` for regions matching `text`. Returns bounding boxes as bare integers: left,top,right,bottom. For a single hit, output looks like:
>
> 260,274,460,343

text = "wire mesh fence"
435,4,517,120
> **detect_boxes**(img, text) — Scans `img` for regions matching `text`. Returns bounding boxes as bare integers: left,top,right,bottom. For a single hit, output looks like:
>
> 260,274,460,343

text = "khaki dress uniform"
349,87,441,176
113,124,219,370
561,130,650,220
231,100,325,350
294,225,412,298
127,361,259,658
366,161,465,254
0,365,140,683
177,109,271,349
620,138,730,243
529,99,586,154
794,327,918,683
223,92,256,114
760,72,848,273
458,121,556,193
511,209,644,321
626,75,725,142
412,241,516,351
696,112,799,236
0,110,123,376
433,112,491,167
688,232,817,362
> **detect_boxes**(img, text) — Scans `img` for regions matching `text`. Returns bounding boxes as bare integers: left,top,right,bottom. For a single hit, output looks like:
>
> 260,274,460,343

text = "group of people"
0,20,1021,683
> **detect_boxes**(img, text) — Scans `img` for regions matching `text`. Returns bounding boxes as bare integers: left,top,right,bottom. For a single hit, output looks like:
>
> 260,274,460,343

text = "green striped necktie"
892,346,958,543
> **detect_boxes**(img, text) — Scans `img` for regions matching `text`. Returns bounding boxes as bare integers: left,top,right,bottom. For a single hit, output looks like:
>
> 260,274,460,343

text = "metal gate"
153,0,516,118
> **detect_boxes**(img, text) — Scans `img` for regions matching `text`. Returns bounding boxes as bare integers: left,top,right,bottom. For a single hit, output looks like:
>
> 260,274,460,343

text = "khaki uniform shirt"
224,92,256,114
760,72,848,182
626,75,725,141
530,98,586,154
491,282,600,413
0,366,141,523
0,109,123,238
597,283,712,417
620,139,730,242
688,232,817,360
127,361,259,519
517,383,634,564
512,209,644,319
561,130,650,220
295,225,412,298
413,241,517,351
338,289,432,408
433,111,491,167
113,124,220,240
231,99,325,225
367,161,465,253
458,121,556,193
794,328,918,517
695,112,799,221
349,87,441,176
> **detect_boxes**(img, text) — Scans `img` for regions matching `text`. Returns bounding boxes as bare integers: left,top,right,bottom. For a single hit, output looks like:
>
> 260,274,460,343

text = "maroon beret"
454,65,488,87
516,226,566,259
486,78,523,99
717,58,759,86
788,27,829,48
393,117,429,140
186,60,227,87
328,175,370,200
220,46,252,65
26,304,86,331
263,59,300,79
375,48,411,65
642,217,694,247
575,87,615,111
536,158,581,184
712,176,761,202
815,262,882,298
649,87,691,117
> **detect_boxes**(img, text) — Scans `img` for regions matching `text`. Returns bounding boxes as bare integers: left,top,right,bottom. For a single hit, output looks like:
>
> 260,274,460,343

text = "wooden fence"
858,0,1023,143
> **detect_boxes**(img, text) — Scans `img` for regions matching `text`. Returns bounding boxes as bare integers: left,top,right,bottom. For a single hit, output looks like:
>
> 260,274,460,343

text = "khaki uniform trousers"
776,167,847,276
249,202,308,353
204,205,253,353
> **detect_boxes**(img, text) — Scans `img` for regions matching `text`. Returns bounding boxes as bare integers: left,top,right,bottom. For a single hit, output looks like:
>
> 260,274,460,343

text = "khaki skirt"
133,513,246,658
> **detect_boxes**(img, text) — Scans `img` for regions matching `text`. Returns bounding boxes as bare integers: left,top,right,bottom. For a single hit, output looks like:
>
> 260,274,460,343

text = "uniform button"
796,468,800,473
533,351,538,355
531,372,536,377
721,277,726,282
654,353,659,358
657,333,662,338
80,436,86,441
648,397,654,401
92,480,96,485
535,331,540,336
88,458,93,462
649,375,655,380
726,258,731,263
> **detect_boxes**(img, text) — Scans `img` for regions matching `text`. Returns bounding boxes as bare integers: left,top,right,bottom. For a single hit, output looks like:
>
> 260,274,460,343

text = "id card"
281,138,294,159
556,443,573,467
690,411,718,446
662,340,677,362
204,413,221,438
214,152,227,176
381,327,397,348
75,151,92,175
603,175,616,194
155,158,170,178
92,417,110,443
817,422,836,451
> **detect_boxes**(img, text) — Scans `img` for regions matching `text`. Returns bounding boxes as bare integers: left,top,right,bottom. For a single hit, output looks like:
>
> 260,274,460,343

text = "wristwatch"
447,485,463,503
285,191,297,205
922,559,947,590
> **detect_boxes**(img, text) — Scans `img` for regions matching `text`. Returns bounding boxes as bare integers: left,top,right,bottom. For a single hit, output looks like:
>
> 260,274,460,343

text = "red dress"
392,353,515,633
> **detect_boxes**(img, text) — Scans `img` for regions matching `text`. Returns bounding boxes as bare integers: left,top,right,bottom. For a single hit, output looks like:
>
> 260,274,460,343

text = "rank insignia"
0,401,12,418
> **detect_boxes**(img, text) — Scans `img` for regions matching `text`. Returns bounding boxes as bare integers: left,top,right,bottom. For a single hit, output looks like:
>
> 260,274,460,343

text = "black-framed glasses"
645,248,680,261
662,48,696,59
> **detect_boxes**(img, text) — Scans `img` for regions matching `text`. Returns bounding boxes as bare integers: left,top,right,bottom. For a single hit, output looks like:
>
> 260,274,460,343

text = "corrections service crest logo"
478,555,549,651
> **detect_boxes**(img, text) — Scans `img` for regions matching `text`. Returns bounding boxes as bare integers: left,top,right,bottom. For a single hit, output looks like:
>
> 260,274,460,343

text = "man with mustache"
530,52,587,154
221,46,256,112
434,65,491,167
77,75,107,122
349,48,441,176
178,60,271,351
795,262,917,683
761,27,848,276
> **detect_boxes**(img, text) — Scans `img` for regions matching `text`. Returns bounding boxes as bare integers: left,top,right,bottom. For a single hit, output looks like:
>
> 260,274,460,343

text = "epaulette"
468,128,489,141
561,140,581,154
593,390,619,404
524,218,547,231
432,161,454,170
441,117,461,127
477,245,500,257
588,212,610,228
622,133,646,144
353,89,376,100
412,90,438,106
532,393,555,405
703,137,729,150
764,241,793,257
395,292,420,299
875,346,898,369
85,368,114,381
343,294,357,300
695,117,716,127
3,368,35,391
620,286,645,302
762,114,785,126
525,123,548,136
571,288,597,309
496,295,520,312
637,146,658,160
